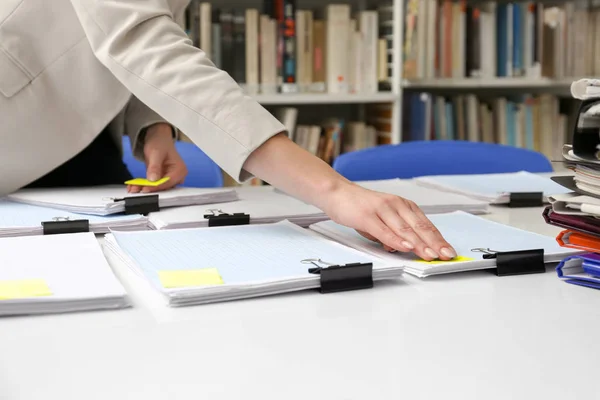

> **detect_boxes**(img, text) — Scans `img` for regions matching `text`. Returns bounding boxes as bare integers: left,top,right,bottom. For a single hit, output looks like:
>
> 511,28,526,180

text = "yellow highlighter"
125,177,170,187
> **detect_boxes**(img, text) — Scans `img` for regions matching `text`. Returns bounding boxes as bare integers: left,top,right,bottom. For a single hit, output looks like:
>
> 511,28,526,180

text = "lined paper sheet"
0,233,127,300
310,212,577,271
111,221,378,287
414,171,571,203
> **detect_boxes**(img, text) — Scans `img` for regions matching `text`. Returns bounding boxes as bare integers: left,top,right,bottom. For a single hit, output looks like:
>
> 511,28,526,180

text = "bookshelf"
180,0,404,154
398,0,592,166
178,0,590,186
402,78,575,91
254,92,399,105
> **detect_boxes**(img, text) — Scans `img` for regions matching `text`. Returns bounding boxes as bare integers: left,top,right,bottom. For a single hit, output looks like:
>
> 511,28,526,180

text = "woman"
0,0,456,261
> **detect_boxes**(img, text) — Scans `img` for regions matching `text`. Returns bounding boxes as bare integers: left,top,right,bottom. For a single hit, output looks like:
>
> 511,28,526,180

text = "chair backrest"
332,140,554,181
121,137,223,188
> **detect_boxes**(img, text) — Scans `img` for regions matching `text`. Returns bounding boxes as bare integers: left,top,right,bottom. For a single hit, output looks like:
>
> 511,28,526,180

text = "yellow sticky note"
159,269,224,288
417,256,474,264
0,279,52,300
125,177,170,187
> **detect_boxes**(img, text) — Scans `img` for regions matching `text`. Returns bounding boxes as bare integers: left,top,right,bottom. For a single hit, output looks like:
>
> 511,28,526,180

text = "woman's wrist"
243,133,353,210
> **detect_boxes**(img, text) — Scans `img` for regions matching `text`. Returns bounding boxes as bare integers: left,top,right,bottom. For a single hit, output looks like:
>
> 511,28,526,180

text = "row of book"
403,0,599,80
403,92,581,161
181,1,392,95
273,107,382,164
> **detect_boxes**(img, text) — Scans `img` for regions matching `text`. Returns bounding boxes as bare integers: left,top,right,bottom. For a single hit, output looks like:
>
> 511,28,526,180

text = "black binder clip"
472,248,546,276
114,195,160,215
508,192,543,208
303,258,373,293
41,217,90,235
203,209,250,227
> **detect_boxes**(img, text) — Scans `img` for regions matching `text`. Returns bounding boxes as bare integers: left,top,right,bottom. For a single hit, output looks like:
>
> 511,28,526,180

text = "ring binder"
508,192,544,208
113,195,160,215
203,209,250,227
41,219,90,235
304,259,373,293
472,248,546,276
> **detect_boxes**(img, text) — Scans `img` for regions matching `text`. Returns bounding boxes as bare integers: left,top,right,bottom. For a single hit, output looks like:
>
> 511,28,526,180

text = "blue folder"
557,253,600,290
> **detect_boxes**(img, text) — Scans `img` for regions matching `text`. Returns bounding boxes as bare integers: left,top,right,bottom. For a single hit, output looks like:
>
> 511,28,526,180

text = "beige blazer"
0,0,285,195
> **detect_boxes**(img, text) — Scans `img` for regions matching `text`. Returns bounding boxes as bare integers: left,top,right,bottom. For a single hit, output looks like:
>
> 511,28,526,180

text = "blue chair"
121,137,223,187
332,140,553,181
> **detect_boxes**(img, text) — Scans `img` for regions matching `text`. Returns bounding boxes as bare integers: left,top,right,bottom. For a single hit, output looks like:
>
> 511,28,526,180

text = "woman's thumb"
145,154,163,182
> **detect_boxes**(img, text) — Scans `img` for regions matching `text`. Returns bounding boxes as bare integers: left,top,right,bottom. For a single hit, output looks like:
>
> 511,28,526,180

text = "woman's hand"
242,133,457,261
319,182,456,261
128,123,188,193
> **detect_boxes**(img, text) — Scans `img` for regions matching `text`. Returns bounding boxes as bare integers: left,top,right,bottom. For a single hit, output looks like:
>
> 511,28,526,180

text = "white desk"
1,205,599,400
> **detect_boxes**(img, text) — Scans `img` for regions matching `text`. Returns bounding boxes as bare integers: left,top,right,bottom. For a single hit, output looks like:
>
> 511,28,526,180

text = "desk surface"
1,205,599,400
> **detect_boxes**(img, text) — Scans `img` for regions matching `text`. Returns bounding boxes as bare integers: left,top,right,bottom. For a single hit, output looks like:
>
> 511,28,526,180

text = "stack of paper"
414,171,571,204
0,232,130,316
103,221,404,306
148,187,328,229
357,179,489,214
7,186,237,216
309,211,579,278
0,200,147,237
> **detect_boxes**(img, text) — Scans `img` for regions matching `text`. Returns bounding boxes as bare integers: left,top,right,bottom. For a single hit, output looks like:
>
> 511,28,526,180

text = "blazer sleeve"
68,0,286,182
124,94,179,161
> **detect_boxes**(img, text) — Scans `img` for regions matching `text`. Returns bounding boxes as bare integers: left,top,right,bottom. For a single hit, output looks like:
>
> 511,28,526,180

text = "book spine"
211,9,222,69
281,0,297,93
232,11,246,86
311,20,326,92
219,11,234,77
245,9,260,95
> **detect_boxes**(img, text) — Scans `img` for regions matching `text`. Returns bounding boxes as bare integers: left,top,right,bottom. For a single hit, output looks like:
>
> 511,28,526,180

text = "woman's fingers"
365,195,456,261
404,200,457,259
357,230,411,253
375,200,442,260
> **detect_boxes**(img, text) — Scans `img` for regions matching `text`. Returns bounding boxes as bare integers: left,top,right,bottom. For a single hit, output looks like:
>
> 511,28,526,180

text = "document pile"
310,211,578,278
7,186,237,216
0,232,130,316
413,171,570,205
103,221,404,306
357,179,489,214
544,81,600,289
148,187,328,229
0,200,147,237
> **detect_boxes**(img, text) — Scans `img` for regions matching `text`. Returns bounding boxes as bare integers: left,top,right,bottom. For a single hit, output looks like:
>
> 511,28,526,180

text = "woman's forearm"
242,133,457,260
242,133,353,211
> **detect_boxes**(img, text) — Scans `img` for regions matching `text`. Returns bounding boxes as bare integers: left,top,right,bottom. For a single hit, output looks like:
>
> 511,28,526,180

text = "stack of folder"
356,179,489,214
310,211,579,278
0,200,148,236
103,221,404,306
148,187,328,229
7,186,237,216
413,171,571,205
545,150,600,289
544,82,600,289
0,232,130,316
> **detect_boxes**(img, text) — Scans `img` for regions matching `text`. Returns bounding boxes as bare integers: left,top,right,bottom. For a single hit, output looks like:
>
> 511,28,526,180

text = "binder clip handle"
303,259,373,294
